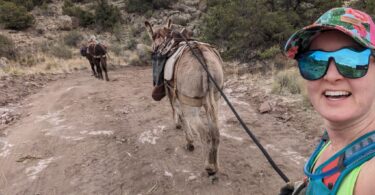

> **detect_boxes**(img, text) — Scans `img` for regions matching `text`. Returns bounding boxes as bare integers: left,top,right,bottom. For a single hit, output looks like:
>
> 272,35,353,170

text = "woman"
281,7,375,195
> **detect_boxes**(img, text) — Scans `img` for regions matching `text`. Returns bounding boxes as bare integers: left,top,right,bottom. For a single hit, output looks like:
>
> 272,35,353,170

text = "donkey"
145,19,224,176
81,43,109,81
88,43,109,81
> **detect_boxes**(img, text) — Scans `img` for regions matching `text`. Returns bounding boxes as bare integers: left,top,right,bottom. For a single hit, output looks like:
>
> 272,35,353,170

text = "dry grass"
271,67,304,95
271,67,313,108
1,52,88,76
0,49,133,77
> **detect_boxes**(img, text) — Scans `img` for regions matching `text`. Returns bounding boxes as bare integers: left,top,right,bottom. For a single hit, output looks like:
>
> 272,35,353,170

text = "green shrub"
64,31,84,47
94,0,122,31
0,1,35,30
201,0,342,61
5,0,51,11
110,43,123,56
124,0,172,13
0,34,16,59
63,0,120,31
125,0,152,13
258,45,281,60
125,38,137,50
152,0,172,9
62,0,94,27
112,23,123,41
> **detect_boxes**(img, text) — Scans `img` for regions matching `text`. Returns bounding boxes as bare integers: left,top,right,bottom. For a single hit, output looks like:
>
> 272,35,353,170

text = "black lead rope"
181,35,290,183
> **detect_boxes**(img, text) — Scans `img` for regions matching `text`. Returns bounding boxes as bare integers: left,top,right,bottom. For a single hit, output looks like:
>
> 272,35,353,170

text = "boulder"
259,101,272,113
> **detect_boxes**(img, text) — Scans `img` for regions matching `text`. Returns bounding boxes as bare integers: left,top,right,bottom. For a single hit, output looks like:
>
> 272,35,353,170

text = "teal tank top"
306,142,364,195
304,131,375,195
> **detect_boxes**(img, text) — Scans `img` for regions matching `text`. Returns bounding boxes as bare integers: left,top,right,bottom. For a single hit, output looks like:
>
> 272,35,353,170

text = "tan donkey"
145,19,224,176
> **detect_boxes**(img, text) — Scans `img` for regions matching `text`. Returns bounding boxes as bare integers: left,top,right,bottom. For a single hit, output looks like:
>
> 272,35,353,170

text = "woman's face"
306,31,375,126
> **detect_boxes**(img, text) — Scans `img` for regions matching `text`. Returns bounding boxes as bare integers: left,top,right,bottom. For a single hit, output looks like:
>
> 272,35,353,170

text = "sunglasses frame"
296,47,374,81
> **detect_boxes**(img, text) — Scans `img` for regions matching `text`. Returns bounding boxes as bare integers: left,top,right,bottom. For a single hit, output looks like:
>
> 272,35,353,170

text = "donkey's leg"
90,61,96,77
175,112,183,130
178,103,199,152
96,61,103,80
203,97,220,176
173,100,183,129
166,85,183,129
101,57,109,81
181,103,218,174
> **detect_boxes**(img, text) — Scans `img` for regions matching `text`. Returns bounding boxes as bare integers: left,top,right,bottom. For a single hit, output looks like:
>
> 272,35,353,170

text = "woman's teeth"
324,91,351,98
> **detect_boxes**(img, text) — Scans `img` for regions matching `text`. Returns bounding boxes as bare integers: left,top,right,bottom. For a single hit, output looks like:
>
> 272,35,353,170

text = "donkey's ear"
166,18,172,29
145,21,154,40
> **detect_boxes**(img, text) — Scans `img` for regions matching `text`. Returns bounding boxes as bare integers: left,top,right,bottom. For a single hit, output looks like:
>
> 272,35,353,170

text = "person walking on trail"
280,7,375,195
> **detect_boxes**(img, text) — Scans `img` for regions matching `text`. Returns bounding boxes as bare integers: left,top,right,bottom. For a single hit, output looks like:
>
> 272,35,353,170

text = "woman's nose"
323,59,344,81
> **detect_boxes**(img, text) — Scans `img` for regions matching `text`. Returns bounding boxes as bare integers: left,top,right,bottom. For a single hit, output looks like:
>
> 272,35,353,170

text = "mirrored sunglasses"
296,48,372,80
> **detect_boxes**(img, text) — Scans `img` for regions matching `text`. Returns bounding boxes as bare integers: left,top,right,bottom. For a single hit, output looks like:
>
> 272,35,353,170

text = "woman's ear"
145,21,154,40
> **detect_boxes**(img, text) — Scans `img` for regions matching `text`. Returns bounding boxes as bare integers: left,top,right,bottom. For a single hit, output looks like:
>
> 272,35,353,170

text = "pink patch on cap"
346,8,369,23
370,20,375,46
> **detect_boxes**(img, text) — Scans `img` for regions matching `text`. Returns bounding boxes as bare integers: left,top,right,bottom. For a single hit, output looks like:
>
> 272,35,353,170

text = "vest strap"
304,130,375,194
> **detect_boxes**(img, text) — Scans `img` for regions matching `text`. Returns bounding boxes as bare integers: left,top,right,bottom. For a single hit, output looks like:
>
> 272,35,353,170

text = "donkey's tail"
206,80,219,124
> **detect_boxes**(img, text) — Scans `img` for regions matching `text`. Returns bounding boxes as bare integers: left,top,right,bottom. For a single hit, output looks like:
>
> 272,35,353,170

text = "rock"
259,101,272,113
0,57,9,68
276,113,293,122
198,0,207,11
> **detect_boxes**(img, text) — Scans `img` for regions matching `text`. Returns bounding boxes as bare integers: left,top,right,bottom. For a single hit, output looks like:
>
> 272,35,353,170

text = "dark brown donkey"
81,43,109,81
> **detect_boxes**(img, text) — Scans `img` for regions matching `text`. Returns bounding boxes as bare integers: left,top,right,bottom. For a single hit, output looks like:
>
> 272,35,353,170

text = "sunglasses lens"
334,49,370,78
297,48,371,80
298,52,328,80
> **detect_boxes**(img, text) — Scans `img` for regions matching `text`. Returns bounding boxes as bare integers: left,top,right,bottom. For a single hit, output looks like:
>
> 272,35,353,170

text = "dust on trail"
0,66,318,195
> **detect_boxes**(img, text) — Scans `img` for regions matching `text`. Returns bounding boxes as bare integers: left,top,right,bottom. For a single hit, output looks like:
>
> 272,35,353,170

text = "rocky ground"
0,66,324,195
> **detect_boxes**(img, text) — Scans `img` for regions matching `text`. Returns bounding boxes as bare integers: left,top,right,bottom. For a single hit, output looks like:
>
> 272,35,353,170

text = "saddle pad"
164,43,187,81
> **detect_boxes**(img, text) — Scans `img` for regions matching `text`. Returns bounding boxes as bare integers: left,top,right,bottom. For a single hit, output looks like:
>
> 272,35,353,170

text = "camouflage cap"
284,7,375,59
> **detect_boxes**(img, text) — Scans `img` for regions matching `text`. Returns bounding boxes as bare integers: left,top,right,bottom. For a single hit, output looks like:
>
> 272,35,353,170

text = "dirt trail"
0,66,321,195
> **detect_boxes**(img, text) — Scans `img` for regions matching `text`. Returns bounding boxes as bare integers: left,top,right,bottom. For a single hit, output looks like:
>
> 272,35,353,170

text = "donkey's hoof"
205,165,218,176
209,175,219,184
186,143,194,151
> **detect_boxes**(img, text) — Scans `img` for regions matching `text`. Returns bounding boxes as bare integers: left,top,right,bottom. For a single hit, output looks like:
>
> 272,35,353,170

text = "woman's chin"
319,110,355,124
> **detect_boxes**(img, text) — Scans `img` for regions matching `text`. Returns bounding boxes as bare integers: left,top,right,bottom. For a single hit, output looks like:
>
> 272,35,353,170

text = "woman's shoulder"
355,157,375,195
